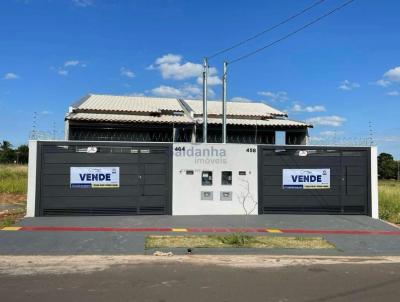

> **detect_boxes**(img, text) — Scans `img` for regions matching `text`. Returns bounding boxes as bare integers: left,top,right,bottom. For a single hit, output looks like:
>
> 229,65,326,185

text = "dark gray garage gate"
258,146,371,215
35,141,172,216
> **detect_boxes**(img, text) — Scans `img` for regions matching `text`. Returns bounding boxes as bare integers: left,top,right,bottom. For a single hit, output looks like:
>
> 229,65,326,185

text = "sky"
0,0,399,158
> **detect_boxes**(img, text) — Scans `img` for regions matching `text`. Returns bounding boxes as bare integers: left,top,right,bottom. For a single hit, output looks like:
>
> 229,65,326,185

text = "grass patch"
379,180,400,224
0,165,28,194
145,234,335,249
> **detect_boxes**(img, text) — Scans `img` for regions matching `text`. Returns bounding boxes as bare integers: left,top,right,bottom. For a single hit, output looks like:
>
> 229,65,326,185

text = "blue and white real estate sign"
70,167,120,188
282,169,330,189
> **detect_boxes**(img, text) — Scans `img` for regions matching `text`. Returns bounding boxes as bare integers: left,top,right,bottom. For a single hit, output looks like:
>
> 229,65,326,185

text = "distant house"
65,94,312,144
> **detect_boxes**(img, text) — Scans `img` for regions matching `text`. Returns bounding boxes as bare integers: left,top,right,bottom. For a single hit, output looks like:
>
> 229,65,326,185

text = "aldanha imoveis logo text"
174,145,227,164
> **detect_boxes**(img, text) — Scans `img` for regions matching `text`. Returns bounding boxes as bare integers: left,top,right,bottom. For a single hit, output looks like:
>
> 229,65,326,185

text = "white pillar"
64,119,69,140
26,140,38,217
370,146,379,219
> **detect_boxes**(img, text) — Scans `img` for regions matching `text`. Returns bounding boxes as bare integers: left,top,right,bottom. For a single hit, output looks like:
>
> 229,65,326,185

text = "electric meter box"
172,143,258,215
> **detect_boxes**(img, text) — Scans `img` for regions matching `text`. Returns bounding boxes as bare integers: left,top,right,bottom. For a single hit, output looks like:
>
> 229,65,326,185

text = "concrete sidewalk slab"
17,214,397,231
0,215,398,256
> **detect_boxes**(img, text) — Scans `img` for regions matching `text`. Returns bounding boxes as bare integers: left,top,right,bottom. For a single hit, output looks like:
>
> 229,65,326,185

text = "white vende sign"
282,169,330,189
70,167,120,188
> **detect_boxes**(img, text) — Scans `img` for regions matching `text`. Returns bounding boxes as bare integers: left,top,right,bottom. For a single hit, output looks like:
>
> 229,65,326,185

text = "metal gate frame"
34,141,173,216
257,145,372,216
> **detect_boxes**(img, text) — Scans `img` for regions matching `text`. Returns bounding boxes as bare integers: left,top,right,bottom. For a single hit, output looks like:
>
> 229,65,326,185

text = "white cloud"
196,75,222,86
181,84,202,98
64,60,86,68
149,53,218,81
305,115,346,127
150,84,211,99
160,61,202,80
257,91,288,102
338,80,360,91
151,85,181,98
386,90,399,96
72,0,93,7
58,69,68,76
155,54,181,65
206,87,215,98
64,60,80,67
291,104,326,113
3,73,19,80
375,79,391,87
230,97,253,103
120,67,135,78
41,110,53,115
383,66,400,82
53,60,85,76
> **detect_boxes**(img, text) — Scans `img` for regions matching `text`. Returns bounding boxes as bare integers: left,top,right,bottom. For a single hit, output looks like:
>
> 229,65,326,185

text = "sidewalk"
0,215,399,256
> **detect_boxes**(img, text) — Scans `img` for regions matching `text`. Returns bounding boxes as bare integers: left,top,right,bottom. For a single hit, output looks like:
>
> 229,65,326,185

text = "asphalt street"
1,261,400,302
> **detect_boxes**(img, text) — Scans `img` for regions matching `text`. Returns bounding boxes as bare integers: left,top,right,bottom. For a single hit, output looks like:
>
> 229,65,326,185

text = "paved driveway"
0,215,398,256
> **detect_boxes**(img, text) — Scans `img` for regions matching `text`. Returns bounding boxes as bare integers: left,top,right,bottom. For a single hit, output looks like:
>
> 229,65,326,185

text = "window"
201,171,213,186
221,171,232,185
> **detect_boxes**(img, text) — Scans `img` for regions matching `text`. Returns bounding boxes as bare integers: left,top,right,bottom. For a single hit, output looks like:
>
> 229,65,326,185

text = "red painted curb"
20,226,172,232
12,226,400,235
279,229,400,236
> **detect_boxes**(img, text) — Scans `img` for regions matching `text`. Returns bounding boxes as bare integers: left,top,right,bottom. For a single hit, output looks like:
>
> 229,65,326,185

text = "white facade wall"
24,141,379,218
370,146,379,219
26,140,37,217
172,143,258,215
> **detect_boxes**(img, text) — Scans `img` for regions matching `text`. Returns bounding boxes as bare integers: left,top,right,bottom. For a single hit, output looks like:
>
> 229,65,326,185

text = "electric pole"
202,57,208,143
222,61,227,144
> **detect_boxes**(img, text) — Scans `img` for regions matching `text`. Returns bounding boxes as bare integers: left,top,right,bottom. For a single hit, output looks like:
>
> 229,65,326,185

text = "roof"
73,94,183,113
202,117,310,128
68,112,193,124
67,94,310,128
185,99,286,117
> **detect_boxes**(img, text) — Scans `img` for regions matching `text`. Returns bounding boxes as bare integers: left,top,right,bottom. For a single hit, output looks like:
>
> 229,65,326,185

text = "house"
65,94,312,144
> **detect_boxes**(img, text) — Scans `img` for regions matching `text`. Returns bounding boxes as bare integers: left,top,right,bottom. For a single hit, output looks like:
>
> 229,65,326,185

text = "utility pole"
202,57,208,143
222,61,227,144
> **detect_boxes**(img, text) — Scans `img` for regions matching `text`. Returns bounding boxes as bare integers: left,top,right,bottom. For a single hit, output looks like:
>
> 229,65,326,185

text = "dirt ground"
0,193,26,204
0,194,26,223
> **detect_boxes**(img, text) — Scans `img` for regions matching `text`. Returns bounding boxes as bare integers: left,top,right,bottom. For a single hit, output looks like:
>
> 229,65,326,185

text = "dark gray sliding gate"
35,141,172,216
258,146,371,215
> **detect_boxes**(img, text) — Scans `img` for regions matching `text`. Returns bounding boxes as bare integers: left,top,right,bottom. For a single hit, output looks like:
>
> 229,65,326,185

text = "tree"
236,178,258,228
16,145,29,164
0,141,16,163
378,152,397,179
0,141,12,150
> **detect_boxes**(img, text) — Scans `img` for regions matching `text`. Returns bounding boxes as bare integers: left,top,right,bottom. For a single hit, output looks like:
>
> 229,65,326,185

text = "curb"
2,226,400,236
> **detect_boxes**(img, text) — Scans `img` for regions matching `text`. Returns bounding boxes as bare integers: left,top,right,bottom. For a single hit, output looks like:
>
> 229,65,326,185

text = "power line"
207,0,326,59
229,0,355,65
